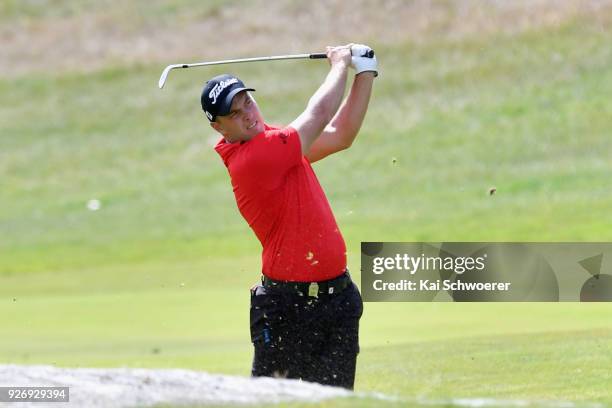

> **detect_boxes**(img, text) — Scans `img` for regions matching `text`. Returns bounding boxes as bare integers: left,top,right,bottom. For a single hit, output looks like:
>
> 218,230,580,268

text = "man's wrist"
355,71,376,78
331,60,350,70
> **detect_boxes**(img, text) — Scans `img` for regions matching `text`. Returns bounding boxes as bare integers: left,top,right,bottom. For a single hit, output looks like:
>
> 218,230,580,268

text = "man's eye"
245,99,251,105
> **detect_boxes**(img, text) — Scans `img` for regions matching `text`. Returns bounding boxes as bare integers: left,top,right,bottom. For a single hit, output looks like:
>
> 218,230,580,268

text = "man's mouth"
247,121,257,130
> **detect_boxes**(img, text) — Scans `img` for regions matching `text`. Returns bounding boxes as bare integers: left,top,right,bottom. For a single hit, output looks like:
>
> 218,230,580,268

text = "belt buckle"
308,282,319,298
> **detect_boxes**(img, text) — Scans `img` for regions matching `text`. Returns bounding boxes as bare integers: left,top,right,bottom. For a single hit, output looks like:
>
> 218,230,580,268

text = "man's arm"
289,45,352,156
305,72,375,163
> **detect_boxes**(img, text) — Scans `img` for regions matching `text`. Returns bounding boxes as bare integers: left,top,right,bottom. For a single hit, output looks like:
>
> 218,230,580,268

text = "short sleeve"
234,127,302,190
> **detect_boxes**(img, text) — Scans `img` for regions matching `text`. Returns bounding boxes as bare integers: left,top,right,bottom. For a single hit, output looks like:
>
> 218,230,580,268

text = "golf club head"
159,65,179,89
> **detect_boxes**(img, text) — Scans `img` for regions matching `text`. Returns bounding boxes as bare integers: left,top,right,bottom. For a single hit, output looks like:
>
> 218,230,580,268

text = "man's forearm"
306,62,349,124
326,72,374,148
289,45,352,156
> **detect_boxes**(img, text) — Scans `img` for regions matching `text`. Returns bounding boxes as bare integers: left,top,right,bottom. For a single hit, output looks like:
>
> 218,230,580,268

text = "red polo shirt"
215,124,346,282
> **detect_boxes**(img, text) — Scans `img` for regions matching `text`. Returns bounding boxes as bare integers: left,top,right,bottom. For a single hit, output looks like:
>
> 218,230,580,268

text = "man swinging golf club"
203,43,377,389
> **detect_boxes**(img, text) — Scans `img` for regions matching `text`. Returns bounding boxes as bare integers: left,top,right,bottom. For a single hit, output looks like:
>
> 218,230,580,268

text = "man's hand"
327,44,353,68
350,44,378,77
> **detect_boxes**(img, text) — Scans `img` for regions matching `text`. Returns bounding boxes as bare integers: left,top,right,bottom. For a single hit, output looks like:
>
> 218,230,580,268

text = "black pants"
249,280,363,389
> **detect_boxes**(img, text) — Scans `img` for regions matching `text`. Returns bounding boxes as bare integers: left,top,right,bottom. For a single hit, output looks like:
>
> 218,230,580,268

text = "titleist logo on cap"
209,78,239,104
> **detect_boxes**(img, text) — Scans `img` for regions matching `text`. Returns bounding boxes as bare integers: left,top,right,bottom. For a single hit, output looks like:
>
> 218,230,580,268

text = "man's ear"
210,120,234,142
210,121,225,135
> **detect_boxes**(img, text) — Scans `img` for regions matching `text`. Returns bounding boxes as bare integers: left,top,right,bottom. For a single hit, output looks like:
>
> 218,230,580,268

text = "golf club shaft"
159,53,327,88
181,53,326,67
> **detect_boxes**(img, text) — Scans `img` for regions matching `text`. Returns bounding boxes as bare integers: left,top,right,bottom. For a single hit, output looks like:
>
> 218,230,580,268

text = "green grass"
1,3,612,408
0,0,234,24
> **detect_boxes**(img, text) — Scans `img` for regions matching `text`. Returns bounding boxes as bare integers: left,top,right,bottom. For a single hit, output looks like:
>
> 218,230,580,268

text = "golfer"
202,44,377,389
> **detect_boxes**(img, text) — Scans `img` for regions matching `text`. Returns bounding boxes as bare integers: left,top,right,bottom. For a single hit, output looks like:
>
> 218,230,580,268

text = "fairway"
1,1,612,407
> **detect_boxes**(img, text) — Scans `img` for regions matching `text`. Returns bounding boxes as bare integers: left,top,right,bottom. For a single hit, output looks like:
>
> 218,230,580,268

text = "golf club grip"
309,53,327,59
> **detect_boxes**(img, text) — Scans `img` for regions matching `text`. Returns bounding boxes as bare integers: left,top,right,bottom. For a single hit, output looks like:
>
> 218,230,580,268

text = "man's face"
211,91,265,142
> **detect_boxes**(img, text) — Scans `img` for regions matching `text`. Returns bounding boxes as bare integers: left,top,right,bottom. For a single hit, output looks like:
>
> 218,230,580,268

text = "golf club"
158,49,375,88
158,53,325,89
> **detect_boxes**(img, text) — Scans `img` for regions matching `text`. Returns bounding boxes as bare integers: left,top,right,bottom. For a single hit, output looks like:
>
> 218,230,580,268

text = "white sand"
0,364,351,407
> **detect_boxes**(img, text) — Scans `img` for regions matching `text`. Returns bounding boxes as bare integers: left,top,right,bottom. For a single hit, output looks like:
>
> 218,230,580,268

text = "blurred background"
1,0,611,405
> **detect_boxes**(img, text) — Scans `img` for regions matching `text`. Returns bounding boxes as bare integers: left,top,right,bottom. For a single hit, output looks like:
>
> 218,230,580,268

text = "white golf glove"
351,44,378,77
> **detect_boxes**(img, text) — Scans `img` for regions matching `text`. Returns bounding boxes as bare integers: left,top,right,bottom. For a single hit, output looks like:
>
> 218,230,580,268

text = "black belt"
262,270,352,298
